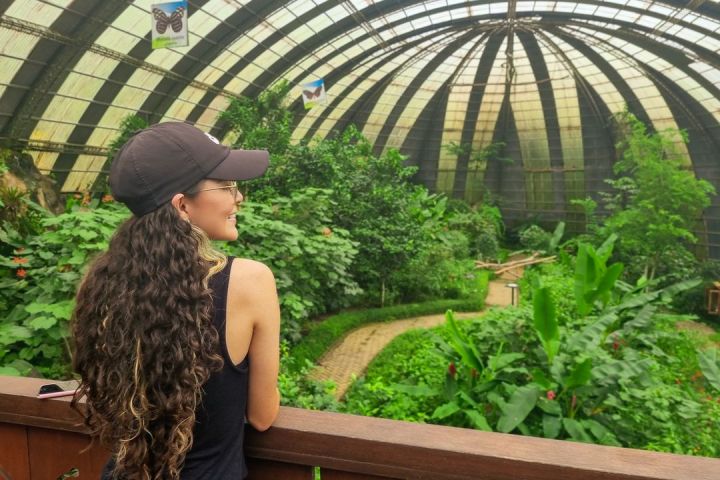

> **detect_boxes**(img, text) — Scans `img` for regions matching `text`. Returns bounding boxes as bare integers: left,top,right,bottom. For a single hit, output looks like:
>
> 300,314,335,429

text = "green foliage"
518,222,565,255
699,348,720,392
107,115,149,160
533,288,560,363
519,225,551,251
443,141,512,171
220,80,293,155
278,343,339,411
578,109,715,282
343,246,720,456
574,238,624,316
0,185,47,241
445,201,503,260
0,200,130,377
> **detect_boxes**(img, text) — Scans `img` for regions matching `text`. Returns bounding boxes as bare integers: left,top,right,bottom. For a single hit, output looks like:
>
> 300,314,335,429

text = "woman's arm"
227,258,280,431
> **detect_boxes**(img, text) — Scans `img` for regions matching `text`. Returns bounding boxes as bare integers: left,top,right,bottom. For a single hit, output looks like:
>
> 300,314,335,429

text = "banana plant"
430,310,526,431
574,237,624,316
523,286,623,444
699,348,720,392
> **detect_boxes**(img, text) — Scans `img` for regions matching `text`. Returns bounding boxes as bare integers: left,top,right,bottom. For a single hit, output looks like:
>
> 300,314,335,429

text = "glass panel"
384,38,478,153
62,154,107,192
5,0,68,28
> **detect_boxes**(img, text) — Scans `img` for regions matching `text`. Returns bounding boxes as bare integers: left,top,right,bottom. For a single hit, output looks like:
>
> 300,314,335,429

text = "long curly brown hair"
71,202,226,480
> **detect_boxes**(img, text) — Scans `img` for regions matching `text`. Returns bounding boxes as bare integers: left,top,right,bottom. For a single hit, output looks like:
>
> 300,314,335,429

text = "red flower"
546,390,556,401
612,340,620,351
448,362,457,377
101,194,114,203
16,268,27,278
12,256,28,264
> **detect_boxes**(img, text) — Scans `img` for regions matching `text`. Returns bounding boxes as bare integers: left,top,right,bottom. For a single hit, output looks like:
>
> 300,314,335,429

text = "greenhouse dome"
1,0,720,253
3,3,720,475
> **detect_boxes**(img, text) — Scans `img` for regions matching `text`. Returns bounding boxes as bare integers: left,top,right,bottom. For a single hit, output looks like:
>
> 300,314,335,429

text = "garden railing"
1,375,717,480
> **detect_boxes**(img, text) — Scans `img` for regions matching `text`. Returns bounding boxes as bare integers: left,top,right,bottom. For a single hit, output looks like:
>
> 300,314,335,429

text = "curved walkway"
309,265,526,399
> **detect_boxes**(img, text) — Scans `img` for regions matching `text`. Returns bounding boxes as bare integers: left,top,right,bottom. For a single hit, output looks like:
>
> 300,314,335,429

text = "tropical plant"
220,80,293,155
578,109,715,282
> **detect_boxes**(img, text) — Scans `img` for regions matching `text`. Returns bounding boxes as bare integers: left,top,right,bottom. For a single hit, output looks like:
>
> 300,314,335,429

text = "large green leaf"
564,359,593,390
574,245,595,316
698,348,720,393
613,290,661,312
537,397,562,416
392,383,435,397
28,316,57,330
433,402,461,420
445,310,484,372
584,419,621,446
596,234,618,264
488,352,525,372
562,418,593,443
497,385,541,433
592,262,624,306
531,368,553,390
464,410,492,431
622,304,656,331
548,222,565,252
659,278,702,303
533,287,560,364
542,414,562,439
567,313,618,352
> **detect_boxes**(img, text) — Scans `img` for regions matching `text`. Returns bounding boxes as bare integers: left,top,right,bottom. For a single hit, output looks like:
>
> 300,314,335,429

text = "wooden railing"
1,375,718,479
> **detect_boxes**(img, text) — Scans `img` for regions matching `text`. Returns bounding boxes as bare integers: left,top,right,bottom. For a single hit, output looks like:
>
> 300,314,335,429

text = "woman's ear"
171,193,191,221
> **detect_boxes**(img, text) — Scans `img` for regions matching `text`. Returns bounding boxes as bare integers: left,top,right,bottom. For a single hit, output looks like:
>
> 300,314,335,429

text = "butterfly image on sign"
151,1,189,49
301,79,327,109
153,6,184,33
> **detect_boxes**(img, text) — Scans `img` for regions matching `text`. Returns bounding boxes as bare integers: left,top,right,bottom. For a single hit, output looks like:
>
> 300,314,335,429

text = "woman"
71,122,280,479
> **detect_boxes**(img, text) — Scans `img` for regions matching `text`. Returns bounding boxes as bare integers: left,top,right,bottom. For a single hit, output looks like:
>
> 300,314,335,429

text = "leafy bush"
519,225,551,252
278,343,339,411
0,199,129,377
575,109,715,283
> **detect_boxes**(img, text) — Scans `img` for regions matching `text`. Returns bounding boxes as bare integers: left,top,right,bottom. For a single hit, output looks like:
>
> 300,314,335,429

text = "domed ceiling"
1,0,719,251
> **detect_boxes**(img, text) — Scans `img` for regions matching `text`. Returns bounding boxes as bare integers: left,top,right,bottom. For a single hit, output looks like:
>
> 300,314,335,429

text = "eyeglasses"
191,182,239,197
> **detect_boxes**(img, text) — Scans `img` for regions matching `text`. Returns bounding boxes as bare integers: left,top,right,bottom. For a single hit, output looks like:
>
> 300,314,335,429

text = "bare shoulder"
229,257,275,284
227,258,278,310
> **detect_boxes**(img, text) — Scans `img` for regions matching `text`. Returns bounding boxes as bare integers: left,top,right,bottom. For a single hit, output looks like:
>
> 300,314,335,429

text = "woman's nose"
235,190,244,204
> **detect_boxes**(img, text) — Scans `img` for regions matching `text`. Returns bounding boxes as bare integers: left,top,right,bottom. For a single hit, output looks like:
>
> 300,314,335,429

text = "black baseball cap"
109,122,269,216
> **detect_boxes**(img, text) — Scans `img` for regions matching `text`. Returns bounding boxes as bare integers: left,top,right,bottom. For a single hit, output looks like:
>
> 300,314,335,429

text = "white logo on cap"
204,132,220,144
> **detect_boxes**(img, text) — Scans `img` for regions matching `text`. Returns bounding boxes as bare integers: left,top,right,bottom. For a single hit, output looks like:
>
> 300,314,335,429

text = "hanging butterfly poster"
151,1,189,49
301,79,327,110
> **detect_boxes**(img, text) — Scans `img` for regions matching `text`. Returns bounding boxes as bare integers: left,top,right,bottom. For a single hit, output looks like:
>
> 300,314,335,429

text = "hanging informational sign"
151,1,189,49
301,79,327,109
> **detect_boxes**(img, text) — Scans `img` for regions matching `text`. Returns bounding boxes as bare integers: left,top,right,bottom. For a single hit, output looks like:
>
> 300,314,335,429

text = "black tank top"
101,257,250,479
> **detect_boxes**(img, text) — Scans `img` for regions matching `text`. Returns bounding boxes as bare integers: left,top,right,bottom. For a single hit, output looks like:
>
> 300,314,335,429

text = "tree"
599,109,715,281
